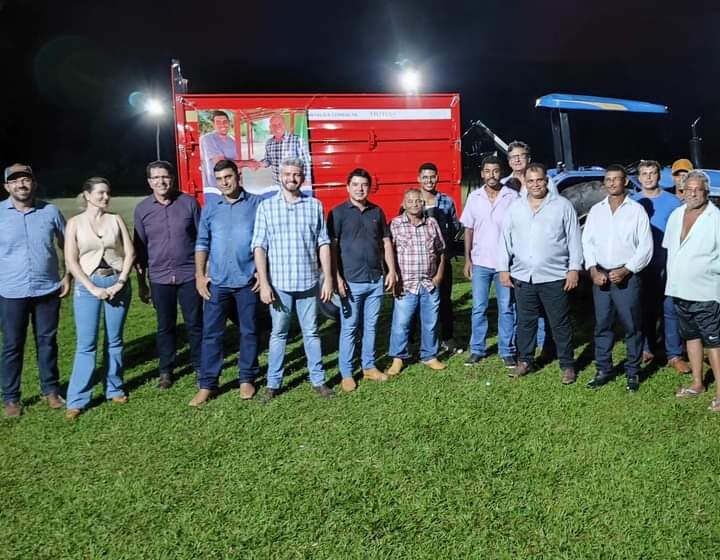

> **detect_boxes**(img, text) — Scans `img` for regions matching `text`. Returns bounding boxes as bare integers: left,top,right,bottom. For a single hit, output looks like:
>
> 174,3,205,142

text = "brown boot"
45,393,65,409
668,357,691,374
188,389,214,407
341,377,357,392
4,401,21,418
239,383,256,400
561,368,577,385
386,358,404,376
422,358,446,371
362,368,388,382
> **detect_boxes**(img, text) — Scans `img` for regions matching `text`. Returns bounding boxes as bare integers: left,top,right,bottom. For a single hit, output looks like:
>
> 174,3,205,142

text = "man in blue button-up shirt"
498,163,583,383
0,164,69,417
189,160,262,406
252,157,334,401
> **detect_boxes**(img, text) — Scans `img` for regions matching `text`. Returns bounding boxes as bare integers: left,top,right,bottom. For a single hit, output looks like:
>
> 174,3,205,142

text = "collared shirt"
582,195,653,273
261,133,312,185
497,191,583,283
200,132,238,192
195,190,262,289
631,189,682,268
501,174,559,195
328,201,390,283
251,191,330,292
390,214,445,294
0,198,65,298
663,202,720,303
460,185,519,269
133,192,200,285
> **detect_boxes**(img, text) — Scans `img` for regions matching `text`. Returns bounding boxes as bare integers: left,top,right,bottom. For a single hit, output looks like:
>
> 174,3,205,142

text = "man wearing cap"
0,164,70,417
631,160,690,373
671,158,694,201
664,171,720,412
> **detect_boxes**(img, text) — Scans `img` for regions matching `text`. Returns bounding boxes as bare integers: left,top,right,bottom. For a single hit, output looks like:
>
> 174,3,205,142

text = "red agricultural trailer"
170,60,463,217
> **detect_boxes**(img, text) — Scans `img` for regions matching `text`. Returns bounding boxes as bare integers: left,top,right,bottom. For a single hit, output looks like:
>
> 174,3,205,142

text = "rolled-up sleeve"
195,206,211,253
626,210,653,273
316,203,330,247
251,202,269,251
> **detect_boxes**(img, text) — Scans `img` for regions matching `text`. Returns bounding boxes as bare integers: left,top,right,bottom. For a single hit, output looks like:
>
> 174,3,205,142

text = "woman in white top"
64,177,134,419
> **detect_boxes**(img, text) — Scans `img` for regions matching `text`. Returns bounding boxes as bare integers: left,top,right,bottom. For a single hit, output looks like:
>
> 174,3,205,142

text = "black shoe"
502,355,517,369
158,372,173,390
464,353,485,366
626,375,640,392
586,372,613,389
262,388,279,404
312,384,334,399
441,338,464,355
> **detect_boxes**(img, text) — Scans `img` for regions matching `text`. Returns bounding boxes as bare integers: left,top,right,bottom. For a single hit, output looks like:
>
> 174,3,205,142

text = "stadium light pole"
400,68,421,95
145,99,164,160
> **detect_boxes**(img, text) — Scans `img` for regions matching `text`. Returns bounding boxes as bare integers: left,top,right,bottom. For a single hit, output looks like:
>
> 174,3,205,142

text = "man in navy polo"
328,168,397,392
0,164,69,417
190,159,262,406
134,160,202,389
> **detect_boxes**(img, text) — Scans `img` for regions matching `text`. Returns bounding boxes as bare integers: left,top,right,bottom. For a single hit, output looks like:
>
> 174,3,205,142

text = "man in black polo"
329,168,397,392
134,160,203,389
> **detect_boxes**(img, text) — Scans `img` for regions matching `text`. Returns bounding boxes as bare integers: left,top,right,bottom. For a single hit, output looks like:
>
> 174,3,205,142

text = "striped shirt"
261,133,312,185
390,214,445,294
251,191,330,292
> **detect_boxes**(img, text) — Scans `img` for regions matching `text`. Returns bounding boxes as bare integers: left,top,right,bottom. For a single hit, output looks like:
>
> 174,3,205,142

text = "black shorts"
673,298,720,348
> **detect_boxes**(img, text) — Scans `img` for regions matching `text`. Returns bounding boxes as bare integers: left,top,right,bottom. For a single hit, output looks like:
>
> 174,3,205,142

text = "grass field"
2,198,720,558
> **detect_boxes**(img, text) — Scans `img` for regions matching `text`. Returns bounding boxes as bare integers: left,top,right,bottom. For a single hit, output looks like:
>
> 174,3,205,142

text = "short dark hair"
214,159,238,175
418,162,438,174
211,110,230,121
525,162,547,176
346,168,372,186
481,155,502,169
507,140,531,154
605,164,627,177
146,160,175,178
638,159,661,175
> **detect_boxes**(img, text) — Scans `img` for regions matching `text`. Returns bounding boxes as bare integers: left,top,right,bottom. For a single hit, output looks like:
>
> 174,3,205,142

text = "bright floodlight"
145,98,164,116
400,68,421,94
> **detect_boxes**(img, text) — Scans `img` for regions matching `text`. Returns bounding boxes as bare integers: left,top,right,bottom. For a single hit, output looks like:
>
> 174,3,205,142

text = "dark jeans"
514,278,575,369
199,284,259,389
592,273,643,376
438,259,454,340
0,291,61,403
639,266,683,359
150,281,203,374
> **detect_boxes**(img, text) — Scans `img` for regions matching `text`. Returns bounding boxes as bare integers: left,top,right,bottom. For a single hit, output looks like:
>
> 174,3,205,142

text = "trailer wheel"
560,180,607,223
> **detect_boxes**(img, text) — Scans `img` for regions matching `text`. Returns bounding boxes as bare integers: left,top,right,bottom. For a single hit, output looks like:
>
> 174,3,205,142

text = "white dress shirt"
582,195,653,273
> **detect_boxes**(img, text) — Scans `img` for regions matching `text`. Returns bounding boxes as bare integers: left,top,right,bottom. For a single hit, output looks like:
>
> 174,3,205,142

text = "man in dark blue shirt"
328,168,396,392
134,161,203,390
190,160,262,406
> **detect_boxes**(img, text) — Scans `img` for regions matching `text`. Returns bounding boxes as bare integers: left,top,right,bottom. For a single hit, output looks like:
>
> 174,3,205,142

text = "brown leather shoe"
65,408,81,420
362,368,388,382
239,382,256,400
341,377,357,392
509,361,533,379
422,358,447,371
4,401,21,418
386,358,404,376
642,351,655,364
561,368,577,385
188,389,214,407
312,384,335,398
111,395,129,404
45,392,65,409
668,357,691,374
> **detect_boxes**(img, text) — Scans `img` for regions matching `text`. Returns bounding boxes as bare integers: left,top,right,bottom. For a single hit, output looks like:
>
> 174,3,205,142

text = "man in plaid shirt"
252,157,334,401
260,114,312,186
386,189,447,375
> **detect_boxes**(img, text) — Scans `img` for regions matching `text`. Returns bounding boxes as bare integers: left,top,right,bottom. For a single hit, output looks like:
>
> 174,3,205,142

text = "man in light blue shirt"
190,159,262,406
0,164,69,417
253,157,334,401
498,163,582,383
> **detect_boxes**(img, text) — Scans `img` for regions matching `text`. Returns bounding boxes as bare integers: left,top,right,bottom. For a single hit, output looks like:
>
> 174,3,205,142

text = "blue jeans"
67,273,131,409
339,278,384,377
640,267,683,359
266,285,325,389
389,286,440,361
0,291,61,403
470,265,516,357
199,284,259,389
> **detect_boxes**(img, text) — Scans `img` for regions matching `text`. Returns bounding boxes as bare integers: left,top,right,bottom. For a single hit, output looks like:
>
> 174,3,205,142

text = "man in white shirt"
582,165,653,391
663,171,720,412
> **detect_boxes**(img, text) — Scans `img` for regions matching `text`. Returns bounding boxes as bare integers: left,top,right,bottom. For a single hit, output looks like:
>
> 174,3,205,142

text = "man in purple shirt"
134,160,202,389
461,155,519,367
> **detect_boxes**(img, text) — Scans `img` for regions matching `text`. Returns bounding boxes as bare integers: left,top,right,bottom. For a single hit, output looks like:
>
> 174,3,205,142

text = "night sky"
2,0,720,196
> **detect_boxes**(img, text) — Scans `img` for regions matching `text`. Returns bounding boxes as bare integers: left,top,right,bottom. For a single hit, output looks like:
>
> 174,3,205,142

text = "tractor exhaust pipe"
690,116,703,169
